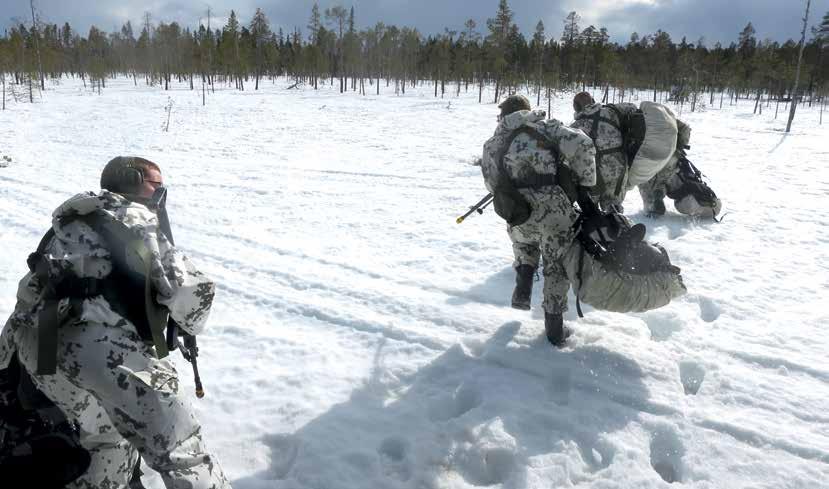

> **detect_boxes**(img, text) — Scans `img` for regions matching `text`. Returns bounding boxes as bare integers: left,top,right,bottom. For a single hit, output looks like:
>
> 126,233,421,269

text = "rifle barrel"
456,193,493,224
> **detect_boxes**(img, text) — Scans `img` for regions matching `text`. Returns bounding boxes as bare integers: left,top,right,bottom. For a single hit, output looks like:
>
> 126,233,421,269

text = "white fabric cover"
627,102,678,188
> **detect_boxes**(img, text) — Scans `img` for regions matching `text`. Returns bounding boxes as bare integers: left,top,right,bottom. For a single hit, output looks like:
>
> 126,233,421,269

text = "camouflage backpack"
491,125,564,226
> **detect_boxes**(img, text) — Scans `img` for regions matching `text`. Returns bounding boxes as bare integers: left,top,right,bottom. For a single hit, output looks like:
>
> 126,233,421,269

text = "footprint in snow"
377,435,412,482
697,296,722,323
428,382,482,421
679,360,706,396
456,447,516,487
649,425,686,483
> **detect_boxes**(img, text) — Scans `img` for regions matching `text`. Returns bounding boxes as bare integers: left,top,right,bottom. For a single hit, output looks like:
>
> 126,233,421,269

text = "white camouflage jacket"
1,191,215,367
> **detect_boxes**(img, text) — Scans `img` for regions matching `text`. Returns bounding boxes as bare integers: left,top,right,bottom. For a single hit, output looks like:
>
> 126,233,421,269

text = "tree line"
2,0,828,111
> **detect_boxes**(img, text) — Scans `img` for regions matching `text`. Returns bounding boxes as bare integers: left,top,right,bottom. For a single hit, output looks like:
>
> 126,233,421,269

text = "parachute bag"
1,356,91,489
565,209,686,314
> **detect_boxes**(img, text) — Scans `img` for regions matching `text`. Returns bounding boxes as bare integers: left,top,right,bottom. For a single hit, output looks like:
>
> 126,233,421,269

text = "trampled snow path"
1,77,828,488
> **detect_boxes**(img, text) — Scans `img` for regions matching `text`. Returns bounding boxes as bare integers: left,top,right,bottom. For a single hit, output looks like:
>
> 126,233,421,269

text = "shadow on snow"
233,322,651,489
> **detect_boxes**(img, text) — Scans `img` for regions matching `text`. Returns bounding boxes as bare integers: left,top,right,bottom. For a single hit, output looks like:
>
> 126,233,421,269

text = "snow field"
1,76,828,488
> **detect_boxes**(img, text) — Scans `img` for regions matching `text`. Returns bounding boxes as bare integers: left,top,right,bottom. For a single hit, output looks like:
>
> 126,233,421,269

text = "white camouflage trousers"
506,192,577,314
10,317,231,489
638,156,680,214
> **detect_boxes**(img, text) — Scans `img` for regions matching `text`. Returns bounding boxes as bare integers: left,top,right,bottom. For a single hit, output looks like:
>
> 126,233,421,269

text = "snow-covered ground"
1,76,828,489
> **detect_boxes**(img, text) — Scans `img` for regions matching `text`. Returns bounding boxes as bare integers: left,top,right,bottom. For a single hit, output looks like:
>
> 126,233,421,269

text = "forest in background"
2,0,828,116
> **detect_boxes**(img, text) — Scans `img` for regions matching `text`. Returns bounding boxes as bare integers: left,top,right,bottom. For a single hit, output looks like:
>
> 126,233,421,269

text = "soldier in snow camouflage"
481,95,596,346
0,157,231,489
570,92,640,213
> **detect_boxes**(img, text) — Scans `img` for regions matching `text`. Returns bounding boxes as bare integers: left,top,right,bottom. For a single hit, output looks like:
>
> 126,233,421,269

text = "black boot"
648,193,666,217
511,264,535,310
544,312,572,347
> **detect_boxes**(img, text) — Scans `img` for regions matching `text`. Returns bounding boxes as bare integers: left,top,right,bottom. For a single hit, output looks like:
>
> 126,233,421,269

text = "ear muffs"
116,167,144,187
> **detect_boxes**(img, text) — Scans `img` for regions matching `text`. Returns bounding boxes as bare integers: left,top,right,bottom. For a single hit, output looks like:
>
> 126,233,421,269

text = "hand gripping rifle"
151,188,205,399
456,193,494,224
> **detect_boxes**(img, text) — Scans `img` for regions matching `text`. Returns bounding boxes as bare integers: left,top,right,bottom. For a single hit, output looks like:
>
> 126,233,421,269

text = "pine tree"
486,0,514,101
223,10,242,89
325,4,348,92
249,8,271,90
561,11,580,83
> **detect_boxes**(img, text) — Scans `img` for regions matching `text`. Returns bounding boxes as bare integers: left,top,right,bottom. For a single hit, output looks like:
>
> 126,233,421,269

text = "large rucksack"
564,204,686,315
27,210,172,376
666,152,722,218
606,102,679,188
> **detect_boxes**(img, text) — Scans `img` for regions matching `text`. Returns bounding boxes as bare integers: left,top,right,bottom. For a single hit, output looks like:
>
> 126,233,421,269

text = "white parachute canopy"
627,101,678,188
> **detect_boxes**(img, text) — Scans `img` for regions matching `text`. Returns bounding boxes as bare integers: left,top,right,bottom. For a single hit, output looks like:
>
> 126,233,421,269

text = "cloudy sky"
3,0,828,46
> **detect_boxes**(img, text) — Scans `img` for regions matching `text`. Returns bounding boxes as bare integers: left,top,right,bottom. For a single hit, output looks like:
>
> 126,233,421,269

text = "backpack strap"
29,223,97,375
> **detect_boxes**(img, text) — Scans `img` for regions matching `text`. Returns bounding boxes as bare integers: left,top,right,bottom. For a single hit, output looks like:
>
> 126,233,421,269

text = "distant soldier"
0,157,231,489
481,95,596,346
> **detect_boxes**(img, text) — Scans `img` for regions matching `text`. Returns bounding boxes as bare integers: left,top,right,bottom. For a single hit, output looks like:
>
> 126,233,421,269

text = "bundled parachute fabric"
0,356,91,489
564,209,686,314
627,102,679,188
667,153,722,219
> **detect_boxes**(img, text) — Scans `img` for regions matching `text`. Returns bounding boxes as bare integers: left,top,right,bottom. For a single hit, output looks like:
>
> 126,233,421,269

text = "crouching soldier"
0,157,231,489
482,95,596,346
639,125,722,218
570,92,639,213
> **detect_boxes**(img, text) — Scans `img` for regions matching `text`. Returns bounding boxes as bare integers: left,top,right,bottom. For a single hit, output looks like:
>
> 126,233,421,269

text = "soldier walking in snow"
481,95,596,346
0,157,231,489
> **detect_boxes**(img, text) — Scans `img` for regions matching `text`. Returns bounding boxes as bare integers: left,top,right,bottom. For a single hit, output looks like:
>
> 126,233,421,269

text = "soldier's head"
573,92,595,113
100,156,164,200
497,94,532,120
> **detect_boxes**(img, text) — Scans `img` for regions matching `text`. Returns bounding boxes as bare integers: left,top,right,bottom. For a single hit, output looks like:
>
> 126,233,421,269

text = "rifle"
151,187,205,399
456,193,494,224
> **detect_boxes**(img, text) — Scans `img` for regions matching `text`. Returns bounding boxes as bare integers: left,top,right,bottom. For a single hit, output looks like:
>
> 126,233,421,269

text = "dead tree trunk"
786,0,811,133
30,0,45,90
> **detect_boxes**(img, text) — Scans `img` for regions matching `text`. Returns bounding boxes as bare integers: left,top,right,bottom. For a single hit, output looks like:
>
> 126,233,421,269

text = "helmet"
498,95,531,117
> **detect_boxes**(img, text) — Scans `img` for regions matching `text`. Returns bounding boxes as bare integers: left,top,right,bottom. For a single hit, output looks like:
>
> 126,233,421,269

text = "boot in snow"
545,312,572,347
511,264,535,310
648,193,666,217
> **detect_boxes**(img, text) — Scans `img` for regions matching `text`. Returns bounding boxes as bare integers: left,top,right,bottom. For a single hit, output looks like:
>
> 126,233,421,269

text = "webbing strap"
36,302,60,375
513,173,557,189
576,247,586,319
36,298,83,375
